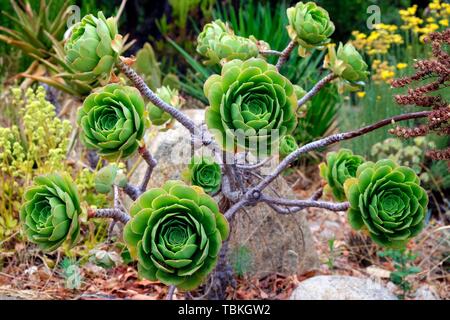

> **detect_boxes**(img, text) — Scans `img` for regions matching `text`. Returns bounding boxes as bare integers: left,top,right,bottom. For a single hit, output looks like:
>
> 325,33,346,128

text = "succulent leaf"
147,86,184,127
326,42,369,83
279,135,298,158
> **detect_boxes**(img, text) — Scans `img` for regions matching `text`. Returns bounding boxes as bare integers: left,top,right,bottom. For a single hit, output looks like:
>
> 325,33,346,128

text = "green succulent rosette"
287,2,335,56
123,180,230,290
326,42,369,83
77,84,145,161
94,164,127,194
279,135,298,158
344,159,428,248
204,58,298,156
20,174,81,252
319,149,365,201
147,86,183,127
196,20,260,66
197,20,229,52
184,156,222,194
65,12,123,84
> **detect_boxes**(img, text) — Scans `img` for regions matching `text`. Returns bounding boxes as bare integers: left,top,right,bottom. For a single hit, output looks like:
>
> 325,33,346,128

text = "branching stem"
138,145,157,192
117,60,199,135
260,49,282,56
298,73,337,107
261,195,349,211
223,110,431,219
88,208,130,224
276,40,296,70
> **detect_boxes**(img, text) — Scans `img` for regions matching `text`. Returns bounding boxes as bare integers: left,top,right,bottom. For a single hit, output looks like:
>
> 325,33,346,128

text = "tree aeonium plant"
148,86,184,127
18,3,439,298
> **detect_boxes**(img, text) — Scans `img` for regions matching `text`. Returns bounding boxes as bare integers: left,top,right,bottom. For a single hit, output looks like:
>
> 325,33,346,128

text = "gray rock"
414,285,441,300
130,109,319,276
290,275,398,300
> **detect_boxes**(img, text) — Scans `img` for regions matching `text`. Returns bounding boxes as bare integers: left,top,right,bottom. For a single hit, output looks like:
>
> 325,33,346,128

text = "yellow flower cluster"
400,5,423,31
400,1,449,41
352,1,450,57
371,60,396,84
396,63,408,70
0,86,72,239
351,23,403,56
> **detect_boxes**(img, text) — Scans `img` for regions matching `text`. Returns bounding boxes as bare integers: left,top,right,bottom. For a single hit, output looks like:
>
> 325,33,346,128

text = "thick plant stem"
122,183,141,200
118,59,219,152
261,195,349,211
276,40,296,70
260,49,282,56
117,60,199,135
166,285,176,300
205,240,235,300
224,199,249,220
88,208,130,224
138,145,157,192
298,73,337,107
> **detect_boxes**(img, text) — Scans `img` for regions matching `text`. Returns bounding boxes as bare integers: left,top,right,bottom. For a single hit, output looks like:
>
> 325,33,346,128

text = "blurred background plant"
339,0,449,203
0,86,109,248
0,0,134,97
229,244,253,278
0,0,448,295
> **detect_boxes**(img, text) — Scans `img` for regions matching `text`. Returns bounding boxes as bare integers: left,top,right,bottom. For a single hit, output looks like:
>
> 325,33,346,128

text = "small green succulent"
344,159,428,248
196,19,261,65
77,84,146,161
286,2,335,56
184,156,222,194
326,42,369,83
20,174,81,252
204,58,298,156
197,20,229,51
89,249,122,269
94,164,127,194
147,86,184,127
123,180,229,290
319,149,365,201
279,135,298,158
65,12,123,84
